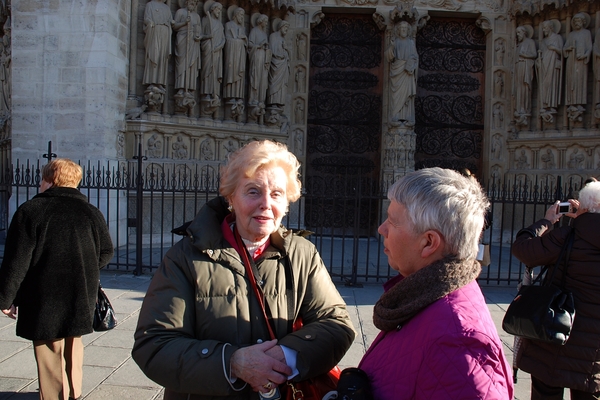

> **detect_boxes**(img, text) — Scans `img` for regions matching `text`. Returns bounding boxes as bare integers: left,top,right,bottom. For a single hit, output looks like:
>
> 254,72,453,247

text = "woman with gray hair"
512,181,600,399
357,167,513,399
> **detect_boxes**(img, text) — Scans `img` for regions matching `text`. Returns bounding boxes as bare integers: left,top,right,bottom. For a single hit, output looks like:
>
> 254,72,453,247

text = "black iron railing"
0,143,588,285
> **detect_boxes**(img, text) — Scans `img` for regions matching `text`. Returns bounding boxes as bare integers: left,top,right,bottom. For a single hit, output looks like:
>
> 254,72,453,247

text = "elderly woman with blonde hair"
133,140,355,400
512,181,600,399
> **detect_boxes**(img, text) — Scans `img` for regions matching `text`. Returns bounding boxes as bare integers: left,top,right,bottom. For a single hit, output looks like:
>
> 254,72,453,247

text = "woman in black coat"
0,158,114,400
512,181,600,399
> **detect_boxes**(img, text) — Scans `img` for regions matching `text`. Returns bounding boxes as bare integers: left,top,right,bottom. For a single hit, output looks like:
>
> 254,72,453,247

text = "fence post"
348,165,363,287
555,175,563,202
42,141,57,160
133,143,147,275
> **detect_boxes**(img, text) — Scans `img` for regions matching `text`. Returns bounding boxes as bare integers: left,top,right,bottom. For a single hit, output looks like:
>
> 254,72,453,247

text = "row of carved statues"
513,13,600,126
142,0,291,124
512,146,600,170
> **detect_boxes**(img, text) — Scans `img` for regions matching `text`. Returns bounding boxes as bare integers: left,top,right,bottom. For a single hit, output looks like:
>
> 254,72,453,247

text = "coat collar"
34,187,87,200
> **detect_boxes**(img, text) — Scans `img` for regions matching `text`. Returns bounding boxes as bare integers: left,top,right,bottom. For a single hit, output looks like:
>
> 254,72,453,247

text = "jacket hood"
184,196,231,250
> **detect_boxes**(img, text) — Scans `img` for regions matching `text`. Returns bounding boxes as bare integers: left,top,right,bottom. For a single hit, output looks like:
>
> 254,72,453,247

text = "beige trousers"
33,336,83,400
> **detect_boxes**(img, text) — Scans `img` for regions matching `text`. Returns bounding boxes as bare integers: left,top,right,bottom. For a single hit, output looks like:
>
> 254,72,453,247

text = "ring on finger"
263,382,273,390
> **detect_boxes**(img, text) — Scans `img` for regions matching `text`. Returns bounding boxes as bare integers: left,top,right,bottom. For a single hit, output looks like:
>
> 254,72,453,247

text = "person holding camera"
511,182,600,399
356,168,513,399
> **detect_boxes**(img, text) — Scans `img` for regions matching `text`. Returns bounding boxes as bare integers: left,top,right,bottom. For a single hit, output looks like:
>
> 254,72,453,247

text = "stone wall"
10,0,130,161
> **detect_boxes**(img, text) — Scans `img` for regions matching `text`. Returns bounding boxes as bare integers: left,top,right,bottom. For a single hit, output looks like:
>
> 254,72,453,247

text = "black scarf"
373,256,481,331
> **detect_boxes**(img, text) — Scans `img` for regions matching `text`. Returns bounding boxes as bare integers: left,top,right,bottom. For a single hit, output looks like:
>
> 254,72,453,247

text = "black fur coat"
0,187,114,340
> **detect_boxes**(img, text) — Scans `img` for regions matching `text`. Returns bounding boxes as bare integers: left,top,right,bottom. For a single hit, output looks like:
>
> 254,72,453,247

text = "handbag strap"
234,226,300,340
556,230,575,289
233,226,277,341
532,230,575,288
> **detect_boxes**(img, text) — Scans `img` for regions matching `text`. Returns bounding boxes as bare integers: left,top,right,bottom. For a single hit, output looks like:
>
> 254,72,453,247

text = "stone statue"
492,102,503,129
116,132,125,158
223,140,237,158
294,129,303,155
536,20,563,123
296,33,307,61
200,1,225,103
223,6,247,100
593,27,600,117
494,38,505,66
491,134,502,161
515,149,529,169
143,0,173,90
294,98,304,124
568,148,585,169
267,19,291,107
563,13,592,120
514,25,536,127
387,21,418,127
247,13,270,123
541,148,555,169
200,138,214,160
494,70,504,98
147,133,163,158
172,0,202,96
144,85,166,113
126,104,148,119
173,136,189,159
295,67,305,92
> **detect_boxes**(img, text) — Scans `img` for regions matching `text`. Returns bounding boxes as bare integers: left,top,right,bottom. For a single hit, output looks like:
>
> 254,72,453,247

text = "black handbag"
502,231,575,345
93,282,117,331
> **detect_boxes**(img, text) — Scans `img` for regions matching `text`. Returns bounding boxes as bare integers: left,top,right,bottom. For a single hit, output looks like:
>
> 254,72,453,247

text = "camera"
558,202,572,214
259,387,281,400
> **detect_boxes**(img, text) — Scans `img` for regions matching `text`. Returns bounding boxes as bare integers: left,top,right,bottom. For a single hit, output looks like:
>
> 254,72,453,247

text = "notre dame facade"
0,0,599,194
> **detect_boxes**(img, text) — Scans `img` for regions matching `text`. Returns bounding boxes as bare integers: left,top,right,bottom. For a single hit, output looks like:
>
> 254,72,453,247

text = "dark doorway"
305,13,384,236
414,18,486,176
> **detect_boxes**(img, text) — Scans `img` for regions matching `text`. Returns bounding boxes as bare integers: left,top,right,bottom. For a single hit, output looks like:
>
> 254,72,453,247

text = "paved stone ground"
0,269,546,399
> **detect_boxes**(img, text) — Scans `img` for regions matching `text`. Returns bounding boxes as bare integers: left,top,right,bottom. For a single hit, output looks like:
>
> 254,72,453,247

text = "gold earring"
228,204,233,212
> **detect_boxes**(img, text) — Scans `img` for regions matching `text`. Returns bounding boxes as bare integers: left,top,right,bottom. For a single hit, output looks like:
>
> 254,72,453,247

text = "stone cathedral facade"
1,0,600,194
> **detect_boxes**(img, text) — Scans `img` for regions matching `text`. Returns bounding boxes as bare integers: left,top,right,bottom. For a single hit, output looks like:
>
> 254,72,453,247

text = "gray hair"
387,167,490,259
579,181,600,213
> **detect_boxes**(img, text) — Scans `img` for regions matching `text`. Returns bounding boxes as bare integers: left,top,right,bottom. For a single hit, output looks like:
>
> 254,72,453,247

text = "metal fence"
0,149,588,286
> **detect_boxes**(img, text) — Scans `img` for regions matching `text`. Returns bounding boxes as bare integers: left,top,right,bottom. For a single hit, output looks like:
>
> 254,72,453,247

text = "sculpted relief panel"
504,6,600,183
135,0,294,128
508,12,600,129
126,0,600,185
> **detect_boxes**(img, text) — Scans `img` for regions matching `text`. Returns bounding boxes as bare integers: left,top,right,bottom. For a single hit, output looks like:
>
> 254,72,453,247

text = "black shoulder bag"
93,282,117,331
502,231,575,345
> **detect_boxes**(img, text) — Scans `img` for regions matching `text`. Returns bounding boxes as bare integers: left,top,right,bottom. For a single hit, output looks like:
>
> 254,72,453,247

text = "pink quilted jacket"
359,278,514,399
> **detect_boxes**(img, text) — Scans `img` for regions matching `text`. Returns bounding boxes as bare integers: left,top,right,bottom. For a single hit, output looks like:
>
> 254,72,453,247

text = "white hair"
387,167,490,259
579,181,600,213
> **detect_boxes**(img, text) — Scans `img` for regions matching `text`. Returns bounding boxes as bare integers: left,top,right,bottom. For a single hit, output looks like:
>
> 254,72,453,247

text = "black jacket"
512,213,600,392
0,187,114,340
